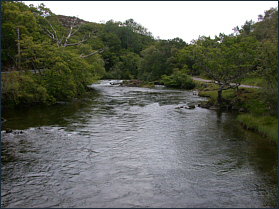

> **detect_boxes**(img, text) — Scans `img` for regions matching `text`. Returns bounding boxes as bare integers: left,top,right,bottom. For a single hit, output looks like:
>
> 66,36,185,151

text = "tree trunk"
217,88,223,105
17,26,20,70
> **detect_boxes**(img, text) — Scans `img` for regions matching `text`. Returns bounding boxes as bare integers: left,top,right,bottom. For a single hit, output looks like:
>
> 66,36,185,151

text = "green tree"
138,45,161,81
233,20,254,36
137,38,186,81
252,7,278,41
1,1,37,69
186,34,258,104
118,50,140,79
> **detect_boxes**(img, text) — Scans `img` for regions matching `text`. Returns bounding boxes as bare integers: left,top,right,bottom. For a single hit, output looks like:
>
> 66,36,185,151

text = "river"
1,80,278,208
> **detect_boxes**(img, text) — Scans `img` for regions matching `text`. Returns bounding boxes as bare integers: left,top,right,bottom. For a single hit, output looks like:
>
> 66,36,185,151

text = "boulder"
6,128,12,133
175,106,185,109
200,103,211,108
188,105,196,109
122,80,144,87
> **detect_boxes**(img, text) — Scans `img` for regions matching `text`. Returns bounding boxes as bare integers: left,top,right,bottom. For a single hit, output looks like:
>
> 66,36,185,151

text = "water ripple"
1,82,278,208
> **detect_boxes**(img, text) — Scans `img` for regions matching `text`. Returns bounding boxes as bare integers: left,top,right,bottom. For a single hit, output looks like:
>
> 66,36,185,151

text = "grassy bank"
237,114,278,145
193,79,278,145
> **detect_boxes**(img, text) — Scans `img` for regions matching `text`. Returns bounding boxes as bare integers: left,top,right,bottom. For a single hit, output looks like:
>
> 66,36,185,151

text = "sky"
23,1,278,43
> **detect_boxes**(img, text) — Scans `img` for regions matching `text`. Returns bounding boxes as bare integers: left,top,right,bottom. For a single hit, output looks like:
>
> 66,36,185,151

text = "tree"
252,7,278,41
137,38,186,81
233,20,254,36
36,9,107,57
1,1,37,69
118,50,140,79
186,34,258,104
138,45,162,81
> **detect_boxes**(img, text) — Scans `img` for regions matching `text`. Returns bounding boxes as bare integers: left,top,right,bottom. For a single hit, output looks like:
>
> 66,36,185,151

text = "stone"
188,105,195,109
6,128,12,133
200,103,211,108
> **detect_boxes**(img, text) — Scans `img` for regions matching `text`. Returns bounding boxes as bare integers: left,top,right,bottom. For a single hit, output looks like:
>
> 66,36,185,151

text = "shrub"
161,68,195,89
1,71,54,107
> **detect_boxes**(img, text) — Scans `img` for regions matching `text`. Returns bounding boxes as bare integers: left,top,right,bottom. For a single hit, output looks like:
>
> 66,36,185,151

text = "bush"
1,71,54,108
161,68,195,89
261,84,278,117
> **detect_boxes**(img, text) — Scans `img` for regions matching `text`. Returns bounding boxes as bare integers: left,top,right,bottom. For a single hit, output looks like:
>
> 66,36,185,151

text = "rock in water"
188,105,195,109
6,128,12,133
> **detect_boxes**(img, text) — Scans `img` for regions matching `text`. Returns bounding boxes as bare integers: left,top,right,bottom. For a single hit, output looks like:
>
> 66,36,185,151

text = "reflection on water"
1,80,278,208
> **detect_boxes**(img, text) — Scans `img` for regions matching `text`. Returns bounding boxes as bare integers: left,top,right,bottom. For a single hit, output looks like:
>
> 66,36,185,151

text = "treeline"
1,1,278,116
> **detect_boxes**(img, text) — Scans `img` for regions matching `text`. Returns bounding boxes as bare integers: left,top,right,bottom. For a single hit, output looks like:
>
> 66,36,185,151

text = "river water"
1,80,278,208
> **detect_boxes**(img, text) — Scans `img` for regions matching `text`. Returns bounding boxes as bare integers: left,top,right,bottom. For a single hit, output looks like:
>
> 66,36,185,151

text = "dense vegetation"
1,2,278,128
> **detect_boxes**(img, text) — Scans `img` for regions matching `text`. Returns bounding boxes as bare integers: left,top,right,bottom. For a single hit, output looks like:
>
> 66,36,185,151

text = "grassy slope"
193,79,278,145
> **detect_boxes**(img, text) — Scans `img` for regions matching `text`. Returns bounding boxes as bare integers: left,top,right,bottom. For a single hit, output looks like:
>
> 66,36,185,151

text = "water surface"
1,80,278,208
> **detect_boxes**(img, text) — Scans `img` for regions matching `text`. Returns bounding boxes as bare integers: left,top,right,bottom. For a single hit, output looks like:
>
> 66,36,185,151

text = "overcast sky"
23,1,278,43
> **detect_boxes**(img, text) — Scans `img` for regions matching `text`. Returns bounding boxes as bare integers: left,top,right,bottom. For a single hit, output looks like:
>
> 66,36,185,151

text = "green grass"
241,77,265,87
237,114,278,145
198,88,235,99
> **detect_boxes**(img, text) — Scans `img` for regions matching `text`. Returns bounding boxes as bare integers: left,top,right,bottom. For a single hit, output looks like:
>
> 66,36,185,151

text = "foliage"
1,1,278,116
259,85,278,117
161,68,195,89
1,71,53,107
1,1,37,68
182,34,259,104
100,19,154,76
251,7,278,41
1,1,106,108
137,38,186,81
253,39,278,88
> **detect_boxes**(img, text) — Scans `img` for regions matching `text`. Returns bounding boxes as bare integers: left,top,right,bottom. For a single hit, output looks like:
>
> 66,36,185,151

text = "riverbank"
193,78,278,145
237,114,278,145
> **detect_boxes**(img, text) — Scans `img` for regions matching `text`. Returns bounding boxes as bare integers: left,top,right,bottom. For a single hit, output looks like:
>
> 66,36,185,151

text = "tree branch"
79,47,108,58
37,24,54,40
38,16,103,51
64,34,98,47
